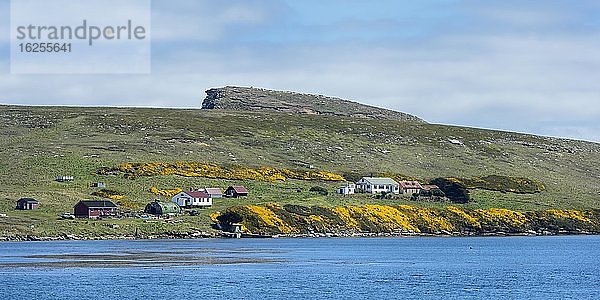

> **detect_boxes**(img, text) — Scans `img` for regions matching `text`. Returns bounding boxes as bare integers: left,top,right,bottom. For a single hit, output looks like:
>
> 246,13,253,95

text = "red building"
74,200,117,219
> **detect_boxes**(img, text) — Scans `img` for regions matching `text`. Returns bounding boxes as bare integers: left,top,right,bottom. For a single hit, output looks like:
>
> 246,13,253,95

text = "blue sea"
1,236,599,299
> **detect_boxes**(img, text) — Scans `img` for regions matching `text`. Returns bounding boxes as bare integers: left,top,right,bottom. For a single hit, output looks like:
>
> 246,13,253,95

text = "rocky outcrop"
202,86,425,122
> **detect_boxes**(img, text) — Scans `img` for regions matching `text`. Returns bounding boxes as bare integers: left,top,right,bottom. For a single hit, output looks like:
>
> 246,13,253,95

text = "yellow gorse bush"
397,205,455,232
446,206,481,229
362,205,418,232
149,187,183,198
213,205,600,235
473,208,528,228
117,199,139,210
91,189,125,200
209,212,220,223
332,206,360,230
112,162,344,182
544,210,592,223
244,205,296,234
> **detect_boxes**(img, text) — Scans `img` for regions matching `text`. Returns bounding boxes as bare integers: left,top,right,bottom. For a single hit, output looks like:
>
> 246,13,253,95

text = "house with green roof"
144,200,181,216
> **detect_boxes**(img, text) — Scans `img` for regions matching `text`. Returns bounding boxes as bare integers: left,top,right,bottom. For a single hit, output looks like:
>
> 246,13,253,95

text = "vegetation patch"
98,162,345,182
343,172,419,183
430,178,470,203
309,186,329,196
458,175,545,194
116,199,140,210
213,204,600,235
150,187,183,198
218,203,297,234
90,189,125,200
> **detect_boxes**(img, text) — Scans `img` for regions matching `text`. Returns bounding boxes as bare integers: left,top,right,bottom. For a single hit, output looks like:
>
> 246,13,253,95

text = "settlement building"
172,191,212,208
56,176,74,182
421,185,441,193
16,198,39,210
337,183,356,195
74,200,117,218
144,200,181,216
399,181,423,195
355,177,400,194
205,188,223,198
225,186,249,198
417,185,446,201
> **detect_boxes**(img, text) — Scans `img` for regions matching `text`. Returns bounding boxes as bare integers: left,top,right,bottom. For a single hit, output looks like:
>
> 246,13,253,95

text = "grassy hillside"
0,99,599,238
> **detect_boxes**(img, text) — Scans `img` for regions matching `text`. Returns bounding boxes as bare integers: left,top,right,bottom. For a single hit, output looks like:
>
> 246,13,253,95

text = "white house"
172,190,212,208
399,181,423,195
355,177,400,194
337,183,356,195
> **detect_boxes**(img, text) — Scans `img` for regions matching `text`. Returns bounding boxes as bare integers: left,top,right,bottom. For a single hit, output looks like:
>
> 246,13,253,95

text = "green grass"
1,105,600,237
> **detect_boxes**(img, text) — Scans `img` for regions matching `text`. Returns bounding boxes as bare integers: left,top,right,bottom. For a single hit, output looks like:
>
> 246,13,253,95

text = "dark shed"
225,186,249,198
16,198,39,210
74,200,117,218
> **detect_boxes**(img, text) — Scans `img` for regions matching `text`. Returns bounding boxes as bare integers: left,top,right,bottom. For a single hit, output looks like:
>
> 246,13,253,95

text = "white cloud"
151,0,280,42
0,0,599,142
0,1,8,44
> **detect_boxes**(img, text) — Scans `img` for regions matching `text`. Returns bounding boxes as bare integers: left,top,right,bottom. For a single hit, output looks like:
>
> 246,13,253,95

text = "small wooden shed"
16,198,39,210
56,176,74,182
225,186,248,198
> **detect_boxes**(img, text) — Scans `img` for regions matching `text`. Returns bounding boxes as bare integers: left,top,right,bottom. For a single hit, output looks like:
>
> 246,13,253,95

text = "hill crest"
201,86,424,122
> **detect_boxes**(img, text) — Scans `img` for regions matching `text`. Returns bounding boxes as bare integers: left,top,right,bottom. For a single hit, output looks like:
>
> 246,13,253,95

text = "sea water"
0,236,599,299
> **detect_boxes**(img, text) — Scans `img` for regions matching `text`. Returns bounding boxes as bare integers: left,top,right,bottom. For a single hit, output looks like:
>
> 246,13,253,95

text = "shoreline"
1,229,597,242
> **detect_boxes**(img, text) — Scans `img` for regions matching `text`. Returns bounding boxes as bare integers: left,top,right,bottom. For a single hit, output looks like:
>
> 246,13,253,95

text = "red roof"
185,191,209,198
399,181,423,189
421,185,440,191
231,186,248,194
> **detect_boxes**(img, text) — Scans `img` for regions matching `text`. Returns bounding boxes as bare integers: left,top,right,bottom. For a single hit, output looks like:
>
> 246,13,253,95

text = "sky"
1,0,599,142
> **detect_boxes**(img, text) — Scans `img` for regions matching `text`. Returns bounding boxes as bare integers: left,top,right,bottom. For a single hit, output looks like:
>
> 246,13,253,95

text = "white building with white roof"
355,177,400,194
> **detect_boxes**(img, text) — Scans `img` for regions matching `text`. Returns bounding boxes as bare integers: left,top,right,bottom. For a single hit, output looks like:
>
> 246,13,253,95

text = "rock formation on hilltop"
202,86,425,122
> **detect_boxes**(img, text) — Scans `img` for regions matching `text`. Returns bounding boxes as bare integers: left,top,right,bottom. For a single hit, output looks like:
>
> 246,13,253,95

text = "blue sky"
1,0,599,142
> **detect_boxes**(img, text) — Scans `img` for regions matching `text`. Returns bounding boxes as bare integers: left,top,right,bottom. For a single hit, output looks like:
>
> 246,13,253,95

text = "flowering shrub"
117,199,139,210
445,206,481,229
149,187,183,198
531,209,596,232
210,212,220,223
332,207,360,230
213,204,600,235
91,189,125,200
99,162,345,182
361,205,418,232
397,205,454,233
218,204,297,234
544,210,591,223
473,208,528,231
